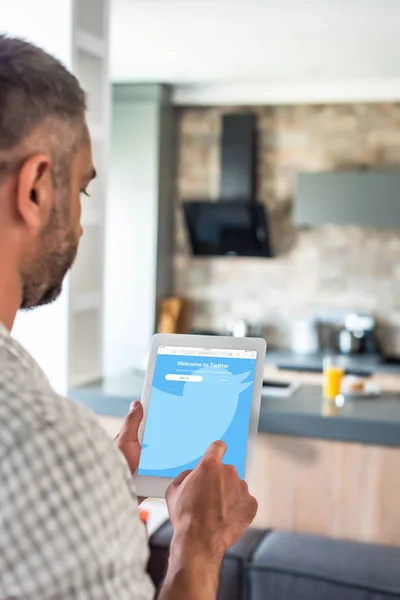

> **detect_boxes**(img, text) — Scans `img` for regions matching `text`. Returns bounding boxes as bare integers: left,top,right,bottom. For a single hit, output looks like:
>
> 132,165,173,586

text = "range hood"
295,172,400,228
183,114,273,257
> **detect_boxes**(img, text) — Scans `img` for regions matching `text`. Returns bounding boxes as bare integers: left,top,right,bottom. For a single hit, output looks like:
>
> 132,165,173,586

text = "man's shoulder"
0,329,109,459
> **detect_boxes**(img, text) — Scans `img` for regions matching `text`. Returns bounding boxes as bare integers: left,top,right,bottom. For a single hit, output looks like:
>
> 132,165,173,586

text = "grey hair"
0,34,87,184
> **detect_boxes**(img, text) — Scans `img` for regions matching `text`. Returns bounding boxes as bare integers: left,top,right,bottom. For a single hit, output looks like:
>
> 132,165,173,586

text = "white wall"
1,1,74,67
1,0,74,394
103,86,160,376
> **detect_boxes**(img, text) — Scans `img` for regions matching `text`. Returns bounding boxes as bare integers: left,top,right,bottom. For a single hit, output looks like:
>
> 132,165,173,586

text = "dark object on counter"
340,313,380,355
361,328,380,354
317,312,380,356
263,379,291,389
189,329,219,336
226,320,263,338
382,355,400,365
338,328,362,355
316,321,340,353
183,114,273,258
149,521,400,600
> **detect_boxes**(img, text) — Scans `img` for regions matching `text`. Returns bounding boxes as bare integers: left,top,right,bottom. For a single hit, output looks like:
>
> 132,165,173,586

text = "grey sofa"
148,521,400,599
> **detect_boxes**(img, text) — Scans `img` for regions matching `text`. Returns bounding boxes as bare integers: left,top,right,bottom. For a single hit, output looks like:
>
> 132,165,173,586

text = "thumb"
204,440,227,462
118,401,143,443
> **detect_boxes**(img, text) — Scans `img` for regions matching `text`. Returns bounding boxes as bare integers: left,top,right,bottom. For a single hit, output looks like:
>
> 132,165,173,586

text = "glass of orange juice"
323,355,345,401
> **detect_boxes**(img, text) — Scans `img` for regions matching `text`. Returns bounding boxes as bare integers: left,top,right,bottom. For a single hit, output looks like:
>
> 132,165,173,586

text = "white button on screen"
165,374,203,383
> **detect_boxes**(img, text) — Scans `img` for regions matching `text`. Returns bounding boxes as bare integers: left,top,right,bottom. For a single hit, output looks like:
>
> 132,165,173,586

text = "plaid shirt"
0,323,154,599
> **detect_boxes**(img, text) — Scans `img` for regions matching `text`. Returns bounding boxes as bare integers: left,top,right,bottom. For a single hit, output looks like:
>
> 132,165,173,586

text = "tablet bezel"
134,333,267,498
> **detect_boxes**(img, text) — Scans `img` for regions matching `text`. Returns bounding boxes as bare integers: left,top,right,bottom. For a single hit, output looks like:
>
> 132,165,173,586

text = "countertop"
70,370,400,448
258,385,400,447
265,349,400,375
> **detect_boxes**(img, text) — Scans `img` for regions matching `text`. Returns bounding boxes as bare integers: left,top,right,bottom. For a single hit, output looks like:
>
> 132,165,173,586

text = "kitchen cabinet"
68,0,110,388
295,172,400,228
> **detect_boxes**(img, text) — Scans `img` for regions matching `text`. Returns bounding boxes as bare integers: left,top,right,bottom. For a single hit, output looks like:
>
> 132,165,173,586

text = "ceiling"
110,0,400,104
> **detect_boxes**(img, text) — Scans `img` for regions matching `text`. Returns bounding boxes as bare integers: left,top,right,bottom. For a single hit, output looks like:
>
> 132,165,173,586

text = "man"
0,35,258,599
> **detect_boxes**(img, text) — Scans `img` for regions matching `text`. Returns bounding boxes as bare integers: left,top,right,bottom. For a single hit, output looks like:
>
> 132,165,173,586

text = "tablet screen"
138,345,257,479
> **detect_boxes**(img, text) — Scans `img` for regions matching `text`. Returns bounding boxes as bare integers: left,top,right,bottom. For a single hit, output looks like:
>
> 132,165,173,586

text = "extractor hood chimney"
183,113,273,258
219,113,256,201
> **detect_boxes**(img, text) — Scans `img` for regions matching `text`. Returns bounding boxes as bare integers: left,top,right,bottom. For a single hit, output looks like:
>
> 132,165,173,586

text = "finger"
118,401,143,443
226,464,239,478
249,495,259,520
240,479,249,494
166,470,193,507
171,469,193,487
204,440,227,462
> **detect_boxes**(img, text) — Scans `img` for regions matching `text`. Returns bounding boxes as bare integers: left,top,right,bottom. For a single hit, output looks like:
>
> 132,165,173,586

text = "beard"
20,203,79,310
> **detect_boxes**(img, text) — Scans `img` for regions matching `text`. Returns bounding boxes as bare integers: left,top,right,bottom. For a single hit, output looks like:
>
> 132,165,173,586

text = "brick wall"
174,104,400,348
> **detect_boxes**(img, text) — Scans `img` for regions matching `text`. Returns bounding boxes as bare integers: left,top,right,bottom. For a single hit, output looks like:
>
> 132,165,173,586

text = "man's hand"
115,401,143,475
166,441,258,560
159,441,258,600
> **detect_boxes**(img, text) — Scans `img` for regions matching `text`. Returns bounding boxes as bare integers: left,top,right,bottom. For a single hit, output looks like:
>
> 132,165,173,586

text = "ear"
16,153,54,231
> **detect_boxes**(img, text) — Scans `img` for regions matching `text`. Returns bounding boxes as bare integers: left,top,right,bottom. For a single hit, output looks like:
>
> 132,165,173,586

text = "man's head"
0,35,95,313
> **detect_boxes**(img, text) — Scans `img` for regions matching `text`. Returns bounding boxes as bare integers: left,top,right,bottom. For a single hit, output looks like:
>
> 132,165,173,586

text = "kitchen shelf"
68,0,109,388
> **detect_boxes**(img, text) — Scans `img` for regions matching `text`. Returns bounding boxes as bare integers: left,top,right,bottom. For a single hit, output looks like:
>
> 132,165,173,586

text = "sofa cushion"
218,527,267,600
250,531,400,600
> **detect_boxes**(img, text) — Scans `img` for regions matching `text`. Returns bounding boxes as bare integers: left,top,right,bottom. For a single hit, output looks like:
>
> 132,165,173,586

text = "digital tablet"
135,334,266,498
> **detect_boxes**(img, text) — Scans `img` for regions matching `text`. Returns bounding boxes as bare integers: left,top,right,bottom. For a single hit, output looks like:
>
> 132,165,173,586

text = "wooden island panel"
251,433,400,547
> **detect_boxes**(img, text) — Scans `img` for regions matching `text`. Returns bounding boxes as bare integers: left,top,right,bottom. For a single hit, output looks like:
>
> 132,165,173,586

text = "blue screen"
138,347,257,479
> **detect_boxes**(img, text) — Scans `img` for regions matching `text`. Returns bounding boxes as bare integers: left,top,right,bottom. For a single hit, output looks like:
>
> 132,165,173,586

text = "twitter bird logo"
139,368,252,471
